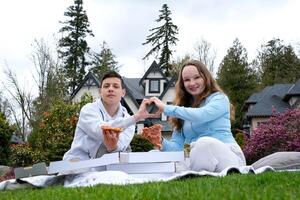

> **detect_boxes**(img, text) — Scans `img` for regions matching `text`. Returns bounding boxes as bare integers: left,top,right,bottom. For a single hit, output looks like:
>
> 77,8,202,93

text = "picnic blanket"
0,165,277,191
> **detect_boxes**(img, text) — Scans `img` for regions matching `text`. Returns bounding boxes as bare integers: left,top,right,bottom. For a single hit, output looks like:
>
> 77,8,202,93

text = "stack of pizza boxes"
48,151,185,175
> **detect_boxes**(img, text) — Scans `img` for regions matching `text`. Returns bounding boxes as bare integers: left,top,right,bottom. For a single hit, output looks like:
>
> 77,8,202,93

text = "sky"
1,0,300,96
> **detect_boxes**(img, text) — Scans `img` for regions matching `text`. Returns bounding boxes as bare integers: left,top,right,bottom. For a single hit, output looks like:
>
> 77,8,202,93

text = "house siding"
72,86,99,102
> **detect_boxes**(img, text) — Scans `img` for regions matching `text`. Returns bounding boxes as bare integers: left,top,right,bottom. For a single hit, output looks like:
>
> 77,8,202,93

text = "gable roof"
246,84,293,117
123,77,143,107
71,71,100,99
139,60,167,86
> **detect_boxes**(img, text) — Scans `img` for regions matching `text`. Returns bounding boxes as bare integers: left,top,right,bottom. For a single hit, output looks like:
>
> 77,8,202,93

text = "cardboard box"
119,151,184,163
48,151,184,175
106,162,176,174
48,152,119,174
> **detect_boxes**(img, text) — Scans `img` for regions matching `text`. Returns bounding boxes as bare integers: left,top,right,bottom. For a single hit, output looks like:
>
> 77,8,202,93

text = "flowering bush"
8,144,46,167
243,108,300,164
28,94,93,163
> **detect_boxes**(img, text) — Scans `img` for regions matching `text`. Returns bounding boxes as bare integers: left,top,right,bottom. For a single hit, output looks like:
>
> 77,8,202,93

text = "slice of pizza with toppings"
141,124,162,149
101,126,122,133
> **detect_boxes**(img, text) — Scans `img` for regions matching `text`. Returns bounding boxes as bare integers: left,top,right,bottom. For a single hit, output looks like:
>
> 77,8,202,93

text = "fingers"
102,130,120,151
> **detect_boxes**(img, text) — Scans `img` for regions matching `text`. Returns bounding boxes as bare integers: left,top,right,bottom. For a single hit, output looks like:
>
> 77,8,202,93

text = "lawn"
1,171,299,199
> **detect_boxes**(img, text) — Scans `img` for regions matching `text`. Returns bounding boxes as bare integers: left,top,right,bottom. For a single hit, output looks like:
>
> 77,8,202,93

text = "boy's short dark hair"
100,71,125,88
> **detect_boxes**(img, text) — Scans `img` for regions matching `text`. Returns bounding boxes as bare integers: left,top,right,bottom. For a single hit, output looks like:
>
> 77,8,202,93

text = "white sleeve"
77,103,135,151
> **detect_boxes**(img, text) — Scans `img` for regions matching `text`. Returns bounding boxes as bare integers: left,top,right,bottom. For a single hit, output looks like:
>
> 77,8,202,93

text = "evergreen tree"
257,38,300,87
90,41,119,79
58,0,94,94
217,39,258,129
0,112,14,165
143,4,179,76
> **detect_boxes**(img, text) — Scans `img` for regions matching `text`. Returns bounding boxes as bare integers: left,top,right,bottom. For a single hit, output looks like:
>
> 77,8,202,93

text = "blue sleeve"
163,93,229,124
161,128,185,151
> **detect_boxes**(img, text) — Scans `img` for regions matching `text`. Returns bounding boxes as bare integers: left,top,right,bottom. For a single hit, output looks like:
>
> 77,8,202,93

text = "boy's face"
99,77,125,106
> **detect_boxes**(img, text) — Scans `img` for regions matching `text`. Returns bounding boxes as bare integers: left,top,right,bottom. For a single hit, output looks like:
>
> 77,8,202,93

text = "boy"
63,71,151,161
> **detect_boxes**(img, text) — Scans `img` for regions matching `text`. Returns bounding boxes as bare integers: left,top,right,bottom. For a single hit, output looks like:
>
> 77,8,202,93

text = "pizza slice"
101,125,123,151
101,125,122,133
141,124,162,149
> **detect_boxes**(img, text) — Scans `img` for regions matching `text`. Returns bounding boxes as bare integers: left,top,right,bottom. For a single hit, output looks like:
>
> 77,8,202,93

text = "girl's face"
182,65,205,98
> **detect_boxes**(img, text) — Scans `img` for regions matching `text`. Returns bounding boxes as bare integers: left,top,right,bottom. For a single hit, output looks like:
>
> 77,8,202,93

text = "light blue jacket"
162,92,236,151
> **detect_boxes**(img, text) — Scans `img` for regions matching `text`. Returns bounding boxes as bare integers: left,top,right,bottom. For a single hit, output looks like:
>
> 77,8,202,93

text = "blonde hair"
170,60,223,130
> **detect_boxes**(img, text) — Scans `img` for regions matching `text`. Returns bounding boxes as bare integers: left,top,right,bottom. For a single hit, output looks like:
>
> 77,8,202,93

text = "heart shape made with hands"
143,100,162,118
141,124,162,149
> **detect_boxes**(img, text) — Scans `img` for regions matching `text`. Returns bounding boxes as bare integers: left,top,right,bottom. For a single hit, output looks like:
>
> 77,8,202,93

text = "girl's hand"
149,97,165,118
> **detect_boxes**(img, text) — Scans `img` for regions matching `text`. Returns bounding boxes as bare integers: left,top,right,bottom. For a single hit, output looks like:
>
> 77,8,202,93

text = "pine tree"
90,41,119,79
217,39,258,129
58,0,94,94
257,38,300,87
143,4,179,76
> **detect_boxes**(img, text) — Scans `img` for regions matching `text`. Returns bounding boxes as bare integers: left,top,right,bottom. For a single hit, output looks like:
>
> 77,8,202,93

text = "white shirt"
63,99,135,161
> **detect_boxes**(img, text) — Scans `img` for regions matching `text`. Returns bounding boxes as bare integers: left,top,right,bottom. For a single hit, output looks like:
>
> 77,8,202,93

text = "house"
243,79,300,134
71,61,176,137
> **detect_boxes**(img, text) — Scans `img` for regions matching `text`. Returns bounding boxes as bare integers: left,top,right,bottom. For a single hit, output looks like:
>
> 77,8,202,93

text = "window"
149,79,160,93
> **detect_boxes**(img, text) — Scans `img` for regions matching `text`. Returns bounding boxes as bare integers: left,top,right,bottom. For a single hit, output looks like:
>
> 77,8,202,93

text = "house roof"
245,86,272,104
139,60,167,86
283,79,300,101
71,71,100,99
246,84,293,117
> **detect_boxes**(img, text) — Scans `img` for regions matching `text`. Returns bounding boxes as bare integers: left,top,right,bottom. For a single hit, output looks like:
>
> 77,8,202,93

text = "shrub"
0,113,14,165
243,108,300,164
8,144,46,167
29,95,92,163
235,132,245,148
130,134,154,152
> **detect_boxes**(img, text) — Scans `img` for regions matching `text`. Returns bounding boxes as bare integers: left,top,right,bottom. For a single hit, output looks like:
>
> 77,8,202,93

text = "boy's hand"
101,126,122,152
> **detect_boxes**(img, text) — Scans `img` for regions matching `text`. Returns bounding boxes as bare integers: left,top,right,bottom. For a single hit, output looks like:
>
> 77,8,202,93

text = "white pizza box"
48,151,184,174
106,162,176,174
119,151,184,163
48,152,119,174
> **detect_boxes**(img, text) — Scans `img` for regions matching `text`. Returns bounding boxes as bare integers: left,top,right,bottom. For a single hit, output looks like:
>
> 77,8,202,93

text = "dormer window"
149,79,160,93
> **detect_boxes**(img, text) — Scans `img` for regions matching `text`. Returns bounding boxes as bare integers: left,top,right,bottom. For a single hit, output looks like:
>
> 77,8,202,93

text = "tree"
170,54,191,76
2,67,34,141
143,4,179,76
217,38,258,129
0,112,14,165
0,92,11,120
90,41,119,79
58,0,94,94
257,38,300,87
30,39,67,133
193,38,217,74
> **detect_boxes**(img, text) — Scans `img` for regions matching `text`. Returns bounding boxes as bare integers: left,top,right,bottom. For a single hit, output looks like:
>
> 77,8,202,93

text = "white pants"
189,137,246,172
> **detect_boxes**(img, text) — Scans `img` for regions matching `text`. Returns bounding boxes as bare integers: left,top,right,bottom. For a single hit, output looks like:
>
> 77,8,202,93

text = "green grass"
1,171,300,200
